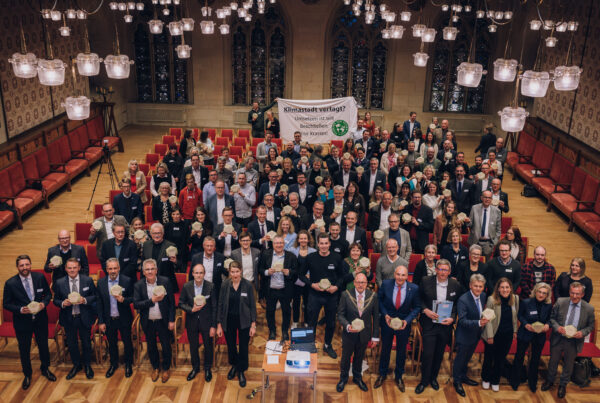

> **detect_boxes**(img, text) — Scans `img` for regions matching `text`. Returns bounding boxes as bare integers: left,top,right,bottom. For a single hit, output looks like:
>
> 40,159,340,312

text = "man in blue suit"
402,112,421,144
258,170,281,206
373,265,421,392
53,258,97,380
452,273,488,397
206,180,235,226
113,179,144,224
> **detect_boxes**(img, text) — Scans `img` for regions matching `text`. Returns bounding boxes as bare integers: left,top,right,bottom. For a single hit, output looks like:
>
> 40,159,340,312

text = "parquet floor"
0,126,599,402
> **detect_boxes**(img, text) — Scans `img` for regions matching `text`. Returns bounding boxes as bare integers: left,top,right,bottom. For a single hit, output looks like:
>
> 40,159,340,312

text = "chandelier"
456,15,486,87
76,24,103,76
104,20,134,79
62,64,91,120
8,24,38,79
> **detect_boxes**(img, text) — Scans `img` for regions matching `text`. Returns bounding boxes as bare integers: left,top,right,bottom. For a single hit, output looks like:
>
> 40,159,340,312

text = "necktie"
71,278,80,315
481,208,487,238
567,303,577,327
260,223,265,237
395,286,402,310
23,278,33,301
358,293,364,317
475,298,482,316
457,181,462,194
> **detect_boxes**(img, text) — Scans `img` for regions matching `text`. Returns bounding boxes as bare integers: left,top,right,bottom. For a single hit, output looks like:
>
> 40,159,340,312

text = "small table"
251,347,318,403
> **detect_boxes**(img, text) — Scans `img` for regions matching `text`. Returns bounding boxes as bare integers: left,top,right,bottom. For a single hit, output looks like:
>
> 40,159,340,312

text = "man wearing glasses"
44,230,89,287
466,190,501,259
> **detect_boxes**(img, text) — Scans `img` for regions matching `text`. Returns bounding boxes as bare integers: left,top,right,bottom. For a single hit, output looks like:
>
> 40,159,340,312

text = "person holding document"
415,259,461,394
481,277,519,392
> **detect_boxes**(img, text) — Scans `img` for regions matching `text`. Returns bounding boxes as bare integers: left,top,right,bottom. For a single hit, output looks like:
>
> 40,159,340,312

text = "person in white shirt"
353,119,365,142
232,172,256,227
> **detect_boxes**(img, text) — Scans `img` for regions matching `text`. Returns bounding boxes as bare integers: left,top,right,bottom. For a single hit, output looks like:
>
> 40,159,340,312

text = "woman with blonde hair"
150,162,176,197
380,143,399,175
554,257,593,302
290,230,316,327
277,216,297,251
481,278,519,392
123,159,148,204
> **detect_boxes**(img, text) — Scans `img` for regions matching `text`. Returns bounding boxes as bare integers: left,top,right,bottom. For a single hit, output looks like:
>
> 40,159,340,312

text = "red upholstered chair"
21,151,68,199
145,153,159,169
162,135,175,146
238,129,250,138
579,320,600,358
109,190,121,204
174,273,187,306
514,141,554,184
251,138,263,147
571,190,600,239
86,116,120,150
145,205,155,224
139,164,150,176
5,161,45,216
549,167,587,216
531,153,575,200
249,146,257,156
331,140,343,150
49,136,89,179
154,143,168,156
213,145,223,156
31,269,53,290
170,128,182,138
568,174,600,231
0,308,16,344
221,129,234,138
75,223,92,247
206,128,217,137
369,253,381,273
408,254,423,274
192,128,199,141
86,245,101,275
501,217,512,234
216,137,229,147
94,204,103,219
229,146,243,158
506,130,537,170
74,126,103,164
233,137,247,148
34,147,71,193
272,138,282,149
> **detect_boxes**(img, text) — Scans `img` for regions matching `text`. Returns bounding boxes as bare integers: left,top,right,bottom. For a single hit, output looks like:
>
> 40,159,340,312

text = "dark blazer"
214,222,242,254
133,276,176,328
356,137,375,160
142,239,179,293
3,272,52,331
419,275,462,331
338,288,380,343
206,194,236,226
378,279,421,326
89,215,129,259
299,214,330,241
324,198,351,227
44,244,90,284
288,204,308,231
265,207,282,228
359,170,387,202
340,226,368,253
473,178,493,203
230,247,261,290
217,278,257,330
440,244,469,278
113,192,144,224
189,251,227,297
325,155,341,176
257,250,298,295
258,182,281,206
492,191,509,214
334,170,358,188
367,204,394,232
247,219,275,250
401,204,434,251
455,291,487,346
53,274,97,328
180,165,209,190
388,165,402,196
288,183,317,210
402,120,421,141
178,280,217,329
96,274,134,327
447,178,475,214
100,237,138,279
517,297,552,342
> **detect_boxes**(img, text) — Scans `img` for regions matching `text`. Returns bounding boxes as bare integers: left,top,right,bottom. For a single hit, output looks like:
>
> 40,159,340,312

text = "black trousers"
307,291,337,346
225,316,251,371
143,319,172,370
481,331,513,385
106,317,134,366
340,331,366,381
266,288,291,334
187,323,213,370
64,316,92,367
511,335,544,388
16,316,51,376
420,325,452,385
236,216,252,228
292,284,308,323
452,342,478,383
379,322,411,378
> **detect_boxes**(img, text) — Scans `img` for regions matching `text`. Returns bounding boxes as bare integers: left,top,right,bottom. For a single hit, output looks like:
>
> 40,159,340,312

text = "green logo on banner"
332,120,349,137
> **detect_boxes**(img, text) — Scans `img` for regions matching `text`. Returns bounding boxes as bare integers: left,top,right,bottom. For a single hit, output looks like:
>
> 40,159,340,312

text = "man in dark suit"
336,273,380,393
415,259,462,394
281,142,300,162
258,236,298,340
387,157,404,196
258,170,281,206
206,180,236,226
447,165,475,215
299,200,330,241
401,190,434,253
341,211,368,253
472,162,493,202
89,203,129,260
402,112,421,143
289,171,317,211
44,229,89,287
142,223,180,293
325,145,341,176
179,263,217,382
189,237,226,298
53,258,97,380
542,282,596,398
373,266,421,392
367,191,394,231
286,192,308,230
247,206,275,251
359,158,386,202
325,185,351,227
113,179,144,224
490,178,509,214
134,259,176,383
3,255,56,389
96,258,134,378
231,234,261,291
334,158,358,189
100,223,138,279
263,193,282,227
356,131,375,160
180,154,209,191
214,207,242,257
452,273,488,396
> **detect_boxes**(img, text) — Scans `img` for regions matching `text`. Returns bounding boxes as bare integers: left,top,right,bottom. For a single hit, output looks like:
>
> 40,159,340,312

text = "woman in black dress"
189,206,213,258
456,244,488,292
440,228,468,278
345,181,365,226
164,209,190,271
554,257,593,302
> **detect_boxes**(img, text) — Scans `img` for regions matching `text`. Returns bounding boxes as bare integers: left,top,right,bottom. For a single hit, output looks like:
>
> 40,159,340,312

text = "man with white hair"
325,185,350,226
142,223,180,293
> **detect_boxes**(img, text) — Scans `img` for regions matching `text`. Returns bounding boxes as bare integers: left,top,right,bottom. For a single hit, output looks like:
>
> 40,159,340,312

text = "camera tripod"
87,145,120,210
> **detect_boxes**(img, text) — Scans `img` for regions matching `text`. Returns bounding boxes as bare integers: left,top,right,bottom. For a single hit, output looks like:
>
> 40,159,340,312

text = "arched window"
232,5,287,105
133,5,190,104
429,16,491,113
330,8,388,109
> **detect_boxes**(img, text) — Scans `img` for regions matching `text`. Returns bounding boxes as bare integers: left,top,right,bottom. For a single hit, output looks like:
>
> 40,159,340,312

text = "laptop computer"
289,327,317,353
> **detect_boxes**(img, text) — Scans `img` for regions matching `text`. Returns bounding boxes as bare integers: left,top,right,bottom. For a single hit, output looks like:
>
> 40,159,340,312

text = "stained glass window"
232,4,287,105
134,24,152,102
330,8,388,109
428,17,490,113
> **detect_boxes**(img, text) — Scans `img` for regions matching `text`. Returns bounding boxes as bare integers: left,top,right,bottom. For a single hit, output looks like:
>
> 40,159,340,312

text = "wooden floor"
0,126,599,402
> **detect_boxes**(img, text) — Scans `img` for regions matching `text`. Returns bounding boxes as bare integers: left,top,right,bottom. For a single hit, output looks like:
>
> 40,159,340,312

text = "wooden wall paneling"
0,144,19,170
18,131,46,158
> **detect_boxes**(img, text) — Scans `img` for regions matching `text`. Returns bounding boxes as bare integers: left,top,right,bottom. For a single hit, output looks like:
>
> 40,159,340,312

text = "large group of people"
2,110,595,399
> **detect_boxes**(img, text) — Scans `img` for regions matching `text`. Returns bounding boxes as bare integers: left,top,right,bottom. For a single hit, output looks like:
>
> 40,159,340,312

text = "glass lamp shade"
412,24,426,37
51,10,62,21
223,6,232,16
381,29,391,39
109,2,118,10
77,10,87,19
543,20,554,30
521,70,550,97
201,6,212,17
136,2,144,10
441,4,449,11
230,1,238,10
504,11,513,19
162,7,170,16
76,53,102,76
530,20,542,30
152,0,158,3
238,8,247,18
413,52,429,67
59,26,71,37
244,14,252,21
200,21,215,34
553,65,583,91
476,10,485,18
219,24,230,35
37,59,66,86
488,24,497,33
421,28,436,42
391,25,405,39
63,96,91,120
182,18,195,31
568,21,579,31
66,9,77,19
556,22,568,32
400,11,411,22
454,5,463,12
443,26,458,40
168,21,183,35
173,0,180,4
493,58,518,82
104,54,134,79
464,5,472,12
216,8,226,18
42,9,52,19
456,62,484,87
124,14,133,23
365,11,375,24
452,15,459,23
494,11,503,19
127,2,136,9
175,44,191,58
118,3,127,11
486,10,494,18
8,52,38,79
498,107,529,132
545,37,558,47
384,11,396,23
148,19,164,34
